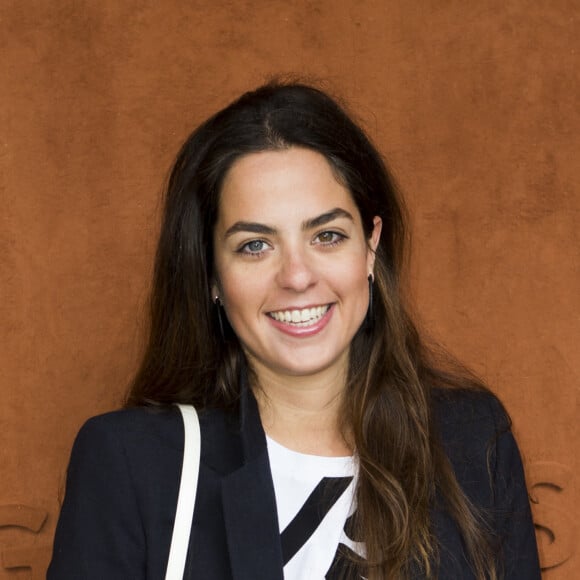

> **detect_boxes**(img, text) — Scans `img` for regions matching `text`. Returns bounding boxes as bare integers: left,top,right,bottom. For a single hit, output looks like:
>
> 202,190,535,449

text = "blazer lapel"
220,379,284,580
222,453,284,580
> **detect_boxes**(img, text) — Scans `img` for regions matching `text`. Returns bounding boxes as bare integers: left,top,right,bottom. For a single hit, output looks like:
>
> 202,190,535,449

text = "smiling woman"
48,82,540,579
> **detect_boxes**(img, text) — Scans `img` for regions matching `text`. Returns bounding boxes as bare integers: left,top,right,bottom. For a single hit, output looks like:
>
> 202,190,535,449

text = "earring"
213,295,225,340
365,274,374,331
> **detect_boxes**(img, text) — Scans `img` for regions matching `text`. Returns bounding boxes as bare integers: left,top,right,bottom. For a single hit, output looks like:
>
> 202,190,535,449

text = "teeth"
269,305,329,325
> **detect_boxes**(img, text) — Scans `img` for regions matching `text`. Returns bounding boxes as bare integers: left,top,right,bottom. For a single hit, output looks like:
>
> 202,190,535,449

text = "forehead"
217,147,360,228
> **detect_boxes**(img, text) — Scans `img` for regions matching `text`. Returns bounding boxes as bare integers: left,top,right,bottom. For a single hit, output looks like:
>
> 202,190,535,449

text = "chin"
272,354,347,379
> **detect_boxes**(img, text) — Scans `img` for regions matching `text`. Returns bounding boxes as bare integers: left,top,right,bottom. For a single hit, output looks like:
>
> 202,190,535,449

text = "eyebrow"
224,207,355,238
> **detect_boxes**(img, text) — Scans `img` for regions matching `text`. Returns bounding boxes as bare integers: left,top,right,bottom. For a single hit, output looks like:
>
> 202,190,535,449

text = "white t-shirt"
266,436,366,579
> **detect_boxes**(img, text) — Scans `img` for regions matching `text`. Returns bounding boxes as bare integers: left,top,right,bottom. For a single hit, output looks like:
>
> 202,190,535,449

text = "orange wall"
1,1,577,577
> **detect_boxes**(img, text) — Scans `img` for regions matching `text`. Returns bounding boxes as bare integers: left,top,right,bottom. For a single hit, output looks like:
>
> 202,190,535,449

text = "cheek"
326,259,369,304
218,267,264,322
334,249,369,281
220,277,245,310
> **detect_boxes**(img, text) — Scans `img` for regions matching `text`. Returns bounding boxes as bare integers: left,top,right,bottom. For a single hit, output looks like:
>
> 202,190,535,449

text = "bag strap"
165,404,201,580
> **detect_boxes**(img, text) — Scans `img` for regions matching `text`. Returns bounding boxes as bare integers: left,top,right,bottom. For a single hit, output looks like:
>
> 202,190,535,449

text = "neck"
249,359,352,457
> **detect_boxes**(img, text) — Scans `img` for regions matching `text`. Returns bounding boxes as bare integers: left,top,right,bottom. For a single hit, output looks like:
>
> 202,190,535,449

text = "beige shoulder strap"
165,404,201,580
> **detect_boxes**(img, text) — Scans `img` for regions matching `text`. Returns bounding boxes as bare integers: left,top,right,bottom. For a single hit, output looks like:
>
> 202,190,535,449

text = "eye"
314,231,346,246
238,239,270,255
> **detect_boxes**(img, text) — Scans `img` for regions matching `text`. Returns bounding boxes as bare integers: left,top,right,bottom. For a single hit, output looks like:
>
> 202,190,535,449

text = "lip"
266,303,334,337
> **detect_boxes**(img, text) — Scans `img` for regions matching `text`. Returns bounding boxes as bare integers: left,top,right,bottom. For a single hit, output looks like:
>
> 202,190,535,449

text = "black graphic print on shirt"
279,476,367,578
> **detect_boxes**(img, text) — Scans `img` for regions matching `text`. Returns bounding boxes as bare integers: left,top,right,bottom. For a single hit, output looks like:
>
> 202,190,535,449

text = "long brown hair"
127,81,499,579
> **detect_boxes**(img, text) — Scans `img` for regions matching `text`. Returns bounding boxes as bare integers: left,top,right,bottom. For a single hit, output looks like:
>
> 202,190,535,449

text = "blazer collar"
237,369,267,461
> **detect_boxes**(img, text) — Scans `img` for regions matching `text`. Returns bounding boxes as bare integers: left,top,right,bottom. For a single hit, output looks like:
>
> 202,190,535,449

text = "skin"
213,147,381,456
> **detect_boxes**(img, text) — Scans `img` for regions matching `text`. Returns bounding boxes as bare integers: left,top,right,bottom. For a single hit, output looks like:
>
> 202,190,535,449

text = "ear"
366,216,382,274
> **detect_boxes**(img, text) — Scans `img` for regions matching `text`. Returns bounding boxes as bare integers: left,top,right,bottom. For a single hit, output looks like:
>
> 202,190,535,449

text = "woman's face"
212,147,381,384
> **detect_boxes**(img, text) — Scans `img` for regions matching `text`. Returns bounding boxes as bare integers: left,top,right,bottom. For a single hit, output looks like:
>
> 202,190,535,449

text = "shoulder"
50,406,193,578
72,404,237,473
429,389,540,576
73,406,185,456
67,406,190,487
431,387,510,447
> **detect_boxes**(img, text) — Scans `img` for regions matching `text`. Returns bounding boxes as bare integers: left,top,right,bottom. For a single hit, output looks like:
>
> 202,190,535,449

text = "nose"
275,246,317,292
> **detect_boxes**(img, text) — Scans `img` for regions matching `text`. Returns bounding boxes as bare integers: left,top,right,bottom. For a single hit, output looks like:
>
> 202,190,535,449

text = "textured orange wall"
1,1,577,577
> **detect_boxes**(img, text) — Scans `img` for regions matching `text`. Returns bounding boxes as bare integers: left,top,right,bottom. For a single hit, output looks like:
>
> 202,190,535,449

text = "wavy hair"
127,81,498,579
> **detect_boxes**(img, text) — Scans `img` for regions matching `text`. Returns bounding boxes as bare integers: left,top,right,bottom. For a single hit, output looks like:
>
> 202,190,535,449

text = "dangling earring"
365,274,374,331
214,295,225,341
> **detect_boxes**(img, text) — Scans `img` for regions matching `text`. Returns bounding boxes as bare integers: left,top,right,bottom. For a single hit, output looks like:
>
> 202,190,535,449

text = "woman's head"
134,80,409,405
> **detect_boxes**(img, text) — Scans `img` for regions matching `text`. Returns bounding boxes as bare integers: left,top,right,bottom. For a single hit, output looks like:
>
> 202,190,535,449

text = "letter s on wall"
529,462,576,571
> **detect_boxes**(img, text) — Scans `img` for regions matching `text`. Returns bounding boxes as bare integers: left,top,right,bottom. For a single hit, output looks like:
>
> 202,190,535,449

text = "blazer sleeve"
47,415,146,580
490,398,541,579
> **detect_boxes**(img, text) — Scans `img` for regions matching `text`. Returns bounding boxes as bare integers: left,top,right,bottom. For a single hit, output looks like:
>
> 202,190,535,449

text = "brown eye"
314,231,345,245
318,231,335,243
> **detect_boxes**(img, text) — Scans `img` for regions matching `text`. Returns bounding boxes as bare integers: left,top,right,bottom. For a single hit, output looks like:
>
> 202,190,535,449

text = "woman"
48,82,540,579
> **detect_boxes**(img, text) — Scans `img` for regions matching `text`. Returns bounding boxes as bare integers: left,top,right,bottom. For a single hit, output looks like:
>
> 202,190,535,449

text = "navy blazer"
48,388,541,579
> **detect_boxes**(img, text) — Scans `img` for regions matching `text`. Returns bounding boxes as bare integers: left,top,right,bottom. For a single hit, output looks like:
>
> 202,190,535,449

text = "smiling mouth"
268,305,330,327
